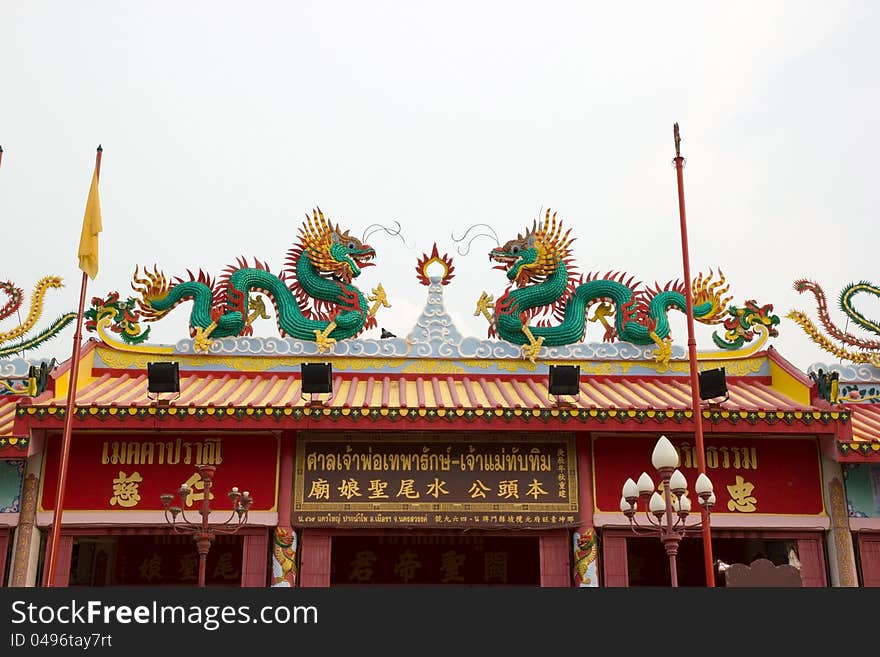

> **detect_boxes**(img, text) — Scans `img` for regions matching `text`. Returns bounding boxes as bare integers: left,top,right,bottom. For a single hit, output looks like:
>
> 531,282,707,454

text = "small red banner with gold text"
593,435,824,516
40,432,279,512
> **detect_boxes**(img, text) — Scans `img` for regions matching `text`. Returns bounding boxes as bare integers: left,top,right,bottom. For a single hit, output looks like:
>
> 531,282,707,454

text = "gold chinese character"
526,478,548,500
394,549,422,583
484,552,508,583
397,479,421,499
138,553,162,582
426,478,449,498
181,471,214,507
308,478,330,500
440,550,466,583
338,478,362,500
178,553,198,582
109,470,143,508
349,550,378,582
213,552,240,580
727,475,757,512
498,480,519,499
468,480,491,499
368,479,390,499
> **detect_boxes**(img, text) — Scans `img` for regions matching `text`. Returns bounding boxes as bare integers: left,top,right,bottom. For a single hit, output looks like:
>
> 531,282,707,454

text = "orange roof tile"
31,372,810,414
0,397,16,436
850,404,880,443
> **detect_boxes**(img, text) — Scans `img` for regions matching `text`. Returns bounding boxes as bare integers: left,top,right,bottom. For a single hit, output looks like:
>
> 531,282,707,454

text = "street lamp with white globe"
620,435,715,587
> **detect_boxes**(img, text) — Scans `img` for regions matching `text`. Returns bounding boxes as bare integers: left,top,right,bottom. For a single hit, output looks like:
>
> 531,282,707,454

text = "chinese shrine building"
0,217,874,587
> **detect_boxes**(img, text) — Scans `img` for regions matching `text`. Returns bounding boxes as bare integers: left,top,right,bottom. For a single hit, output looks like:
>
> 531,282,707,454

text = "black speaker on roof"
548,365,581,396
699,367,728,401
147,361,180,394
301,362,333,394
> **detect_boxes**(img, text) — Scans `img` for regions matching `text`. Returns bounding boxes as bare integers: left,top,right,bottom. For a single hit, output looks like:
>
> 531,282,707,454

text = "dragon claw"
522,336,545,363
314,330,337,353
314,321,338,353
650,333,673,366
367,283,390,318
193,321,218,353
193,330,214,353
474,291,494,324
520,322,544,363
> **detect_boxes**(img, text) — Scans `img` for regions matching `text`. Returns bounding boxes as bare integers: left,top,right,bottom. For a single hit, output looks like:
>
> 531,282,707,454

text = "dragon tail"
0,312,77,358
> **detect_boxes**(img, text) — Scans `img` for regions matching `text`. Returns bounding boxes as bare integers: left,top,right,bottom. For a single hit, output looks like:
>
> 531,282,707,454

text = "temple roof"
26,366,808,414
12,339,848,439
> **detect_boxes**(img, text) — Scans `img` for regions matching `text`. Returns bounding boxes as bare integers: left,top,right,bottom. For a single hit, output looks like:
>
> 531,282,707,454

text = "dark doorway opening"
626,536,799,586
330,534,541,586
69,534,244,586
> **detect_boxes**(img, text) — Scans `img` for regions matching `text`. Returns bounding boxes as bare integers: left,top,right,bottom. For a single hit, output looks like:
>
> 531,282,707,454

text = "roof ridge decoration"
84,211,779,366
0,276,76,358
474,208,779,364
0,357,37,378
789,278,880,369
122,208,388,353
807,362,880,404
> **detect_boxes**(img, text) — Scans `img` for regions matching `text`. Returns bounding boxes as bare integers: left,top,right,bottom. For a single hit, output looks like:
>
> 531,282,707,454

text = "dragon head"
300,208,376,284
274,526,294,549
489,209,573,286
576,528,596,551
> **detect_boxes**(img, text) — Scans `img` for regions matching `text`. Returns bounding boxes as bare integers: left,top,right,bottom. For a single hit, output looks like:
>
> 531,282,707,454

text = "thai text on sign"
40,432,278,512
294,433,579,528
592,435,824,516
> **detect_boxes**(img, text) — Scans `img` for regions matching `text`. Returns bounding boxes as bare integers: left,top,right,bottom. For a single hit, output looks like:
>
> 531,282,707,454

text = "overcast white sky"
2,2,878,372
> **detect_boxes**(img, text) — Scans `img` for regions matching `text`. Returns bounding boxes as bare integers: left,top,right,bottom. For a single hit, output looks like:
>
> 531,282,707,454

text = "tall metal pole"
672,124,715,587
196,465,216,588
660,469,679,587
43,146,102,587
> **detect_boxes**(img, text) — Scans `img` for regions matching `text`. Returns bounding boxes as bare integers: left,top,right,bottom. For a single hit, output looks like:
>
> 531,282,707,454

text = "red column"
575,432,595,525
601,531,630,587
797,536,828,587
539,533,570,586
241,531,270,587
277,431,296,526
50,535,74,587
571,432,598,587
298,529,331,587
270,430,298,587
0,529,8,586
858,534,880,587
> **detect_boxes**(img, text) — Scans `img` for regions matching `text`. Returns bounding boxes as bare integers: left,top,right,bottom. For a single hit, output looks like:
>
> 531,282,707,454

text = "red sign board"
294,434,580,528
593,435,824,516
41,432,278,512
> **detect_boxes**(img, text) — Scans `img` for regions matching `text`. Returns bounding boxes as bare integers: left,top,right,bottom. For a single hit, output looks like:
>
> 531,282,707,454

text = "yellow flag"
77,166,102,280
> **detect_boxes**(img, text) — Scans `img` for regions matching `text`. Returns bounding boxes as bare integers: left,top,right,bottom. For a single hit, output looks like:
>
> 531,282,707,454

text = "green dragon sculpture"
0,276,76,359
475,209,779,363
132,209,389,352
788,278,880,368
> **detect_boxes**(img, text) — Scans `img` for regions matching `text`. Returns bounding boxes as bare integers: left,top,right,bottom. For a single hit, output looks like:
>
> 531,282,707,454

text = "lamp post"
160,464,253,588
672,123,716,586
620,435,716,587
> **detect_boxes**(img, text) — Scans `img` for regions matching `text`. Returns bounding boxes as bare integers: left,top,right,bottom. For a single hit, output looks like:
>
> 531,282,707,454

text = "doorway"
330,534,541,585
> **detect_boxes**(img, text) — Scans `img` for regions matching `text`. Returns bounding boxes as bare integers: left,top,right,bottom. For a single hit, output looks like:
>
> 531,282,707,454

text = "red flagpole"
43,145,102,587
672,124,715,587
